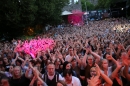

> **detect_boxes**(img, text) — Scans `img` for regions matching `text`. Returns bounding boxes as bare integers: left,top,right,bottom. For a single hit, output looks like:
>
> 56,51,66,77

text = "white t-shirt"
63,76,81,86
101,66,112,77
65,55,75,62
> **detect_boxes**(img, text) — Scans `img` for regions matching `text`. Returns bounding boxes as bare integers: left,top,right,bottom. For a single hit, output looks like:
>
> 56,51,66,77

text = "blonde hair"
99,59,108,70
87,55,94,60
13,66,23,79
90,67,98,76
90,67,96,71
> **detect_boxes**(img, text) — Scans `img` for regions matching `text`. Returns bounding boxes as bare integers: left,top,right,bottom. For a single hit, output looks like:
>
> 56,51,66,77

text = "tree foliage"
96,0,127,9
81,0,95,11
0,0,69,38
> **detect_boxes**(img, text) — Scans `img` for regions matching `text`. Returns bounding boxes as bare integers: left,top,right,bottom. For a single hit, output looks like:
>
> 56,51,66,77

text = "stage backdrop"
68,10,84,26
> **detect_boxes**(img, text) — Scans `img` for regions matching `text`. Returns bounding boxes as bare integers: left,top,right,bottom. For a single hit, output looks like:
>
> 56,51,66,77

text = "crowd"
0,18,130,86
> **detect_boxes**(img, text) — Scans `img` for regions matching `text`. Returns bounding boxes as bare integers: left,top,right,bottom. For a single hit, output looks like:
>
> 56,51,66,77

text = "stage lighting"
121,8,124,10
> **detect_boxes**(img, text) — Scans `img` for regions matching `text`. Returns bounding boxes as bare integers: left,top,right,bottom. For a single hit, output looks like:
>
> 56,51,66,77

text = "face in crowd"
87,55,94,64
101,59,108,70
9,65,14,72
90,67,97,77
47,63,55,76
65,63,71,70
90,67,102,86
64,74,72,83
13,66,22,77
69,48,73,56
3,58,9,64
37,80,43,86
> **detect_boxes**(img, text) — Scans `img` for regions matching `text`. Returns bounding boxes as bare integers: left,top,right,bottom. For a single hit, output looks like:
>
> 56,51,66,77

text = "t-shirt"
4,64,10,72
63,76,81,86
65,55,76,62
101,66,112,77
9,74,30,86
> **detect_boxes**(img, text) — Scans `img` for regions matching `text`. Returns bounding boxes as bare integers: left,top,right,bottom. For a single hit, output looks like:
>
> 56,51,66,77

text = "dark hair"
35,60,41,64
63,61,70,71
47,62,55,67
54,58,62,65
68,46,73,50
16,59,22,65
10,64,15,68
30,60,36,66
0,58,3,61
63,69,72,77
57,80,67,86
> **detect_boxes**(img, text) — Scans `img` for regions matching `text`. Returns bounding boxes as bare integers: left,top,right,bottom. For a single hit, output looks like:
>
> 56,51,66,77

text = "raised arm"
29,76,37,86
36,52,42,62
82,53,87,67
95,64,113,86
90,50,101,64
73,48,81,65
11,53,18,65
122,52,130,80
109,60,122,80
56,50,65,63
106,54,117,64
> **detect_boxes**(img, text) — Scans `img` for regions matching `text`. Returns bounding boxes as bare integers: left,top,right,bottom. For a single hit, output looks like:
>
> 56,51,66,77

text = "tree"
81,0,95,11
96,0,126,9
0,0,38,38
0,0,69,39
35,0,69,25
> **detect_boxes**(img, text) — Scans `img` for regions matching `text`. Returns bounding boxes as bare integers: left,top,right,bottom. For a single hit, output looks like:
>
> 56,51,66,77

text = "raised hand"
73,48,77,56
87,76,99,86
121,52,129,66
96,43,100,49
95,63,101,77
29,62,33,69
118,43,125,50
37,51,41,58
57,50,63,60
106,54,113,60
116,59,122,69
85,47,90,54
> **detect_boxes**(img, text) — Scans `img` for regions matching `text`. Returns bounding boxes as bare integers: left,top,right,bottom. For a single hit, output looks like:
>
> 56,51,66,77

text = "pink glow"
15,38,55,58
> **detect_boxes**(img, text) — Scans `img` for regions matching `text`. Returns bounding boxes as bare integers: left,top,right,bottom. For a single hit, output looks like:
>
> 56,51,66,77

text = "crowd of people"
0,18,130,86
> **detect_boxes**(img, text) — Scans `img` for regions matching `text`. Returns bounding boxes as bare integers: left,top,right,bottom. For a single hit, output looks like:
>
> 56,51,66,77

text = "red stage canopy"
68,10,84,26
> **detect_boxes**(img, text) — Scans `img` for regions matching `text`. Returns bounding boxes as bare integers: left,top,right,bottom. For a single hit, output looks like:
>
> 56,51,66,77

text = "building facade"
62,0,82,11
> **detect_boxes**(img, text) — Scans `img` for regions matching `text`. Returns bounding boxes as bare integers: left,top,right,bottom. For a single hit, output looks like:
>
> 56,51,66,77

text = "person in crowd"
63,69,81,86
88,64,113,86
54,58,63,74
9,66,31,86
29,63,47,86
3,57,10,72
0,64,14,78
42,62,63,86
61,61,77,77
